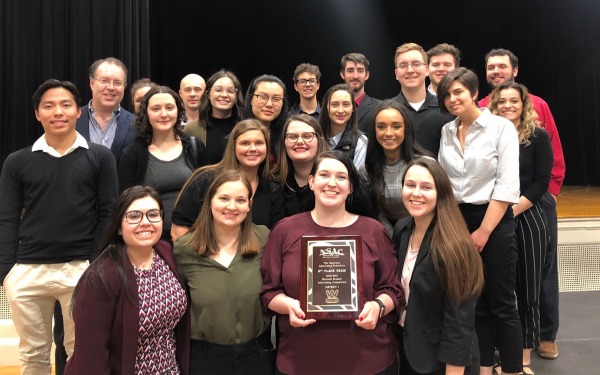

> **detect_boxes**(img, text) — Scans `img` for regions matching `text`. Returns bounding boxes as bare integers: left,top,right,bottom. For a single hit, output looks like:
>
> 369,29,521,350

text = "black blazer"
356,93,381,134
393,218,478,374
76,105,137,163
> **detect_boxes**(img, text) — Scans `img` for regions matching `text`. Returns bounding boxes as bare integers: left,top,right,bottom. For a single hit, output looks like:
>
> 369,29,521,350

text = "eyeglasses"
212,86,237,96
396,61,426,70
296,78,318,86
95,78,125,88
124,209,163,224
253,93,284,107
285,132,316,143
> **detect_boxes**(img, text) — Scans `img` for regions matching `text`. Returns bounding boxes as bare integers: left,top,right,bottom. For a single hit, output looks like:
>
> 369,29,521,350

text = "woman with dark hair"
261,150,403,375
363,99,430,237
489,82,553,375
130,78,156,114
437,68,522,375
393,157,484,375
118,86,205,241
319,84,368,169
244,74,289,158
65,186,189,375
271,114,330,216
171,119,285,242
184,69,245,164
174,170,275,374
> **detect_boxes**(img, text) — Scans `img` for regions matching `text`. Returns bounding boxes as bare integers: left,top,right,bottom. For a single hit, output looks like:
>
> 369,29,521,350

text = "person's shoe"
536,340,559,359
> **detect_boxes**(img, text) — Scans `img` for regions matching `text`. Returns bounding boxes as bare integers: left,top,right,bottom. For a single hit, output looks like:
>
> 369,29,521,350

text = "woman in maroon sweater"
65,186,190,375
261,151,403,375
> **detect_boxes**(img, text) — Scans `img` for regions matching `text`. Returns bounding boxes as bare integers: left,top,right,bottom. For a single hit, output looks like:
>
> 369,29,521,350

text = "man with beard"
179,73,206,124
392,43,453,156
340,53,381,133
479,48,565,361
290,63,321,120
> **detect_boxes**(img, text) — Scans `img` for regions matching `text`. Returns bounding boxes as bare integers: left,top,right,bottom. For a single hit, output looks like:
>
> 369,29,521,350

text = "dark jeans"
190,330,276,375
538,192,559,341
53,301,67,375
459,203,523,374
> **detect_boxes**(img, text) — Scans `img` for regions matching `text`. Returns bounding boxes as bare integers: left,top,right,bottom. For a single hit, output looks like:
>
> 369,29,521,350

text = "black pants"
459,203,522,373
190,330,276,375
53,301,67,375
515,200,549,348
538,192,559,342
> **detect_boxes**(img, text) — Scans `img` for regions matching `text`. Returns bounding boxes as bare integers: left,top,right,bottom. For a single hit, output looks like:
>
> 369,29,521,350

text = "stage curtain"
0,0,151,163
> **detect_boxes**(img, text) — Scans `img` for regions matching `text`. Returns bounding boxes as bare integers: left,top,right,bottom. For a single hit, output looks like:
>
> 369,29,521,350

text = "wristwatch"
373,298,385,318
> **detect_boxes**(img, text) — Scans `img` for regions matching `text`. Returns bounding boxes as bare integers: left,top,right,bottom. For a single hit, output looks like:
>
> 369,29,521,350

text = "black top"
280,173,312,217
391,91,455,156
0,144,118,282
205,115,236,164
172,169,286,229
117,134,205,193
519,128,553,204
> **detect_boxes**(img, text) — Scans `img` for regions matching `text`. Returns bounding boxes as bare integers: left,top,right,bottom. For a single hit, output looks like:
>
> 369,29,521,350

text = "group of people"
0,42,565,375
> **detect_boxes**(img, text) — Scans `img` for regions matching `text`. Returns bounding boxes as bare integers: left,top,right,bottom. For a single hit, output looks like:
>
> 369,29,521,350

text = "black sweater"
0,144,118,282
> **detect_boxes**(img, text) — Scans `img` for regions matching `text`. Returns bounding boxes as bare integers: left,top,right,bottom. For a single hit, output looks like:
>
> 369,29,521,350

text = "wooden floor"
0,366,53,375
0,188,598,375
557,186,600,218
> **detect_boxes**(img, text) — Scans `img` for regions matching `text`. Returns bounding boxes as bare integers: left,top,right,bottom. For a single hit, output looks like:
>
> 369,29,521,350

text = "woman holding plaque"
393,157,484,375
261,150,403,375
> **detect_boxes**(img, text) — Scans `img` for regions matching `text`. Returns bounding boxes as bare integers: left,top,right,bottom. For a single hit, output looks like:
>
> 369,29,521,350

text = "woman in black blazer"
393,157,484,375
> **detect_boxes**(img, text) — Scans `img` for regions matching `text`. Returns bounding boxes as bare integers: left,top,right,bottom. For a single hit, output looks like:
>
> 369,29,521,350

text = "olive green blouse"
174,224,271,345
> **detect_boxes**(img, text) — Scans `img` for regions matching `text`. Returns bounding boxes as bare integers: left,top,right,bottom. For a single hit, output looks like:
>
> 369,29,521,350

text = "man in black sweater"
0,79,118,374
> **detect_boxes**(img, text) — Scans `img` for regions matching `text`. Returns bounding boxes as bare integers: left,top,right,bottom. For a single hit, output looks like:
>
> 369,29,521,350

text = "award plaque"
300,235,363,320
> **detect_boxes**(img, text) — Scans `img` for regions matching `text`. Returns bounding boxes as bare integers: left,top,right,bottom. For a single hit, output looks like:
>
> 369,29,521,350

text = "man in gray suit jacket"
75,57,137,163
340,53,381,134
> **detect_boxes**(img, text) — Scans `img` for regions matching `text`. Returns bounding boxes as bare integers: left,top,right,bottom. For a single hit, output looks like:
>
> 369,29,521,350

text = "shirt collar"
88,100,122,116
32,132,89,157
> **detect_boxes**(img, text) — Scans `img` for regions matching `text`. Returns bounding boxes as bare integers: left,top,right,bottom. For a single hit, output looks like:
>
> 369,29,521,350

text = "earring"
118,230,122,235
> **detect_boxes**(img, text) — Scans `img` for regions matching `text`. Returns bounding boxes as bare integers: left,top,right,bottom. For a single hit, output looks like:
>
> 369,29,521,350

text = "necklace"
132,250,155,270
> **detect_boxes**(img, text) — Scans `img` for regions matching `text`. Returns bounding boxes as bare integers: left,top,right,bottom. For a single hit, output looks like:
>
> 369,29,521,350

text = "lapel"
111,112,132,155
356,94,370,121
396,218,434,271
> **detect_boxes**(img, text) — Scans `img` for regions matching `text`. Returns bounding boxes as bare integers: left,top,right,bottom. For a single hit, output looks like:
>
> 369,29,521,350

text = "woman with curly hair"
118,86,205,241
489,82,553,375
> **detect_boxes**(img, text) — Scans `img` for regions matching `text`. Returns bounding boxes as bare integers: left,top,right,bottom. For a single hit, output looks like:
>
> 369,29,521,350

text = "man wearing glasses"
0,80,118,374
340,53,381,133
179,73,206,124
290,63,321,120
392,43,453,156
76,57,136,163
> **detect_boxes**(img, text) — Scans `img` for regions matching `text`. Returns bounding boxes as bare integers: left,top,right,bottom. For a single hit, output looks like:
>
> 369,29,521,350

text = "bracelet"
373,298,385,318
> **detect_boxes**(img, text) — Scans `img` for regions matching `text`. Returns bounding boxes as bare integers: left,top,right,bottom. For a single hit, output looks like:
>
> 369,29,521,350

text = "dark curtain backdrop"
2,0,599,186
0,0,151,162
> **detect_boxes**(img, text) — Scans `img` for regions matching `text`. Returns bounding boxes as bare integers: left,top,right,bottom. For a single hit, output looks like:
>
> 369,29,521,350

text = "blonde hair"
394,42,427,65
488,82,540,146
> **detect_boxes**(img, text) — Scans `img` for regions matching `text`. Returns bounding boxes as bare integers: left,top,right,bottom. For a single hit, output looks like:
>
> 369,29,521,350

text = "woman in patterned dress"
174,170,275,375
65,186,190,375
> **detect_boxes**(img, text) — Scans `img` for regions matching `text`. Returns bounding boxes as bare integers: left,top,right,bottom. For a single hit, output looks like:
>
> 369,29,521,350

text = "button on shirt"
88,102,121,149
438,108,520,205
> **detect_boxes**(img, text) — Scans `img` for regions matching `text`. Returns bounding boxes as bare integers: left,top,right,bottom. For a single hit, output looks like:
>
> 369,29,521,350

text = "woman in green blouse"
174,169,274,374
